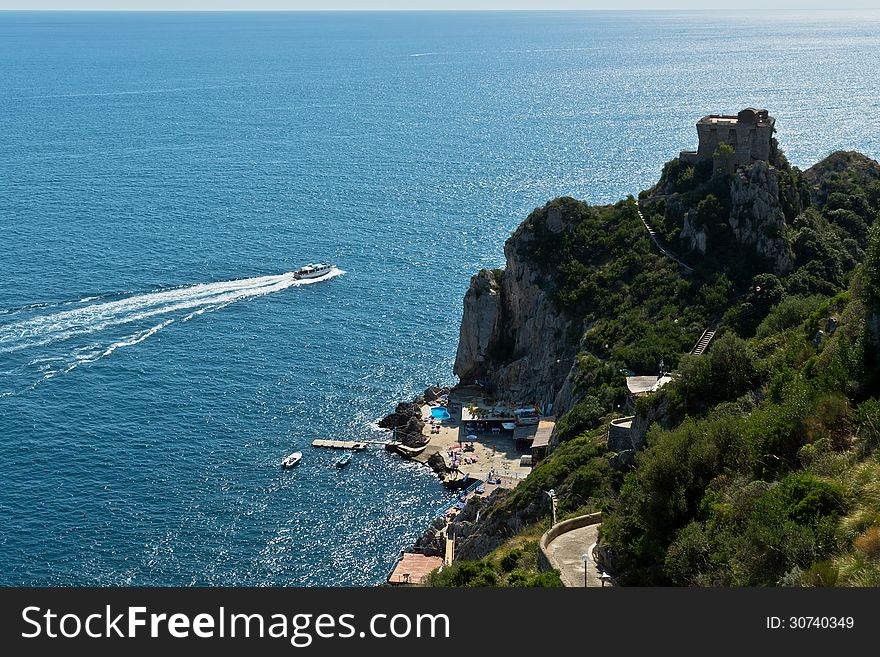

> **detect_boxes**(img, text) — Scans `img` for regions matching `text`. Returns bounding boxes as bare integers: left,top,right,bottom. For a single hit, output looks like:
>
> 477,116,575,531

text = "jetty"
311,439,378,450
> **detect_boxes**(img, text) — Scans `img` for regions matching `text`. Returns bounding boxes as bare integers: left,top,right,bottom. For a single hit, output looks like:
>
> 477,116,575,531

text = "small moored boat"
281,451,303,468
293,263,335,280
335,451,353,468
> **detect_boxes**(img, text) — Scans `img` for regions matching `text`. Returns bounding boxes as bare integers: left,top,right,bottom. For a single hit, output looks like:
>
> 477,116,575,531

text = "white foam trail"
0,268,344,395
0,268,344,354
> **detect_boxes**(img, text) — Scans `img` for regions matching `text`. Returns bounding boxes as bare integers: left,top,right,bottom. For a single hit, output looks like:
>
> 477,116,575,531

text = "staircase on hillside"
690,326,717,356
444,529,455,566
635,203,695,274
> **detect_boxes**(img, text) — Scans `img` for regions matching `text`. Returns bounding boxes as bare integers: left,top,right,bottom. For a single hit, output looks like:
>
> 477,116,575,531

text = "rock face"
426,452,451,477
413,516,447,558
677,160,794,274
452,270,504,385
453,210,580,415
423,385,451,403
728,160,794,274
621,395,671,452
681,214,707,255
451,489,547,561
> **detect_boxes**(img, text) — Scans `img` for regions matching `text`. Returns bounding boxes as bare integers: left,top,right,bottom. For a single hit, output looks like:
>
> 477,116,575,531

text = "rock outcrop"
675,160,794,274
453,206,581,416
680,214,707,255
728,160,794,274
378,398,426,447
413,516,447,558
423,385,451,403
450,488,547,561
451,269,504,385
802,151,880,208
426,452,452,479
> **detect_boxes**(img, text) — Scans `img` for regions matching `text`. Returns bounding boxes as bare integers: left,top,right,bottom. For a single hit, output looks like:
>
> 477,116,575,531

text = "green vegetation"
866,223,880,305
662,332,761,420
600,247,880,585
427,560,563,588
515,196,710,375
438,149,880,588
427,525,564,588
503,434,612,514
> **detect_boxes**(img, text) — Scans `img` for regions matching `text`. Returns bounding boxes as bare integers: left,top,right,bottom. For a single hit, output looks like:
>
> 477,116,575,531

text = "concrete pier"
310,439,373,450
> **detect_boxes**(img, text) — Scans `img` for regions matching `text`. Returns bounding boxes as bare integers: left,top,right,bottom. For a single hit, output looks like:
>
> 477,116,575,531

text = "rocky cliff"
453,205,581,415
728,160,795,274
378,385,452,448
434,112,880,583
660,159,797,275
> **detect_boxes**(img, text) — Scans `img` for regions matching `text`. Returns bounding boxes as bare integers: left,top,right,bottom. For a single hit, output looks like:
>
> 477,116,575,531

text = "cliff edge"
453,206,580,416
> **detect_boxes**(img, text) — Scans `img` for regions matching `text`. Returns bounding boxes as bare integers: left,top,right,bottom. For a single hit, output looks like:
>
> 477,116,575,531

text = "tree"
866,222,880,307
694,194,725,230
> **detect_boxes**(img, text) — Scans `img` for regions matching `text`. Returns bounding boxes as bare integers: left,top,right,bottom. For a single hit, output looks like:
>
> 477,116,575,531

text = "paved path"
545,523,609,587
444,528,455,566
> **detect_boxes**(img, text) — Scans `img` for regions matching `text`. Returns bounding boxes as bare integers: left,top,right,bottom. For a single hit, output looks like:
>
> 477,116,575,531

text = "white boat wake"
0,268,343,397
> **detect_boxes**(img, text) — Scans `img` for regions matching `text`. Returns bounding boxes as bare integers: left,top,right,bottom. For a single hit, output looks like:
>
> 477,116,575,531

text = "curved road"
545,523,610,587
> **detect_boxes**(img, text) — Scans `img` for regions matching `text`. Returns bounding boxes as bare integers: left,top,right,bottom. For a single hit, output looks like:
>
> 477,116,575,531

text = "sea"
1,10,879,586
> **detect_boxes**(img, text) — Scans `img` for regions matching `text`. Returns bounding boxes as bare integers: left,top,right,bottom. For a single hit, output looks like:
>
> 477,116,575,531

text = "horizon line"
0,7,878,12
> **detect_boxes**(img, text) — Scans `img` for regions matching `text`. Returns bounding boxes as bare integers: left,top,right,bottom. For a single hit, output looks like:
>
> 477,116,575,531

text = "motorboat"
293,263,335,280
281,451,303,468
335,451,353,468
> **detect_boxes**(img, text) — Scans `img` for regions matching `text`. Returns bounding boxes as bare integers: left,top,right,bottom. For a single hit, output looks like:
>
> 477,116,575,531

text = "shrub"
428,560,498,587
692,195,726,231
755,295,824,340
500,549,522,573
525,570,564,587
803,560,839,586
506,438,608,511
667,332,760,417
779,474,845,526
866,223,880,307
854,526,880,558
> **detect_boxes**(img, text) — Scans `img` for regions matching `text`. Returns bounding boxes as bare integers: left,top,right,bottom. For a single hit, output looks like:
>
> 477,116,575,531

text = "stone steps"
635,204,694,274
691,329,717,355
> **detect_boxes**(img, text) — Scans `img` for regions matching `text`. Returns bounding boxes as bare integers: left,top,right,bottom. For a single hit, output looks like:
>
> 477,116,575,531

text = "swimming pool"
431,407,451,420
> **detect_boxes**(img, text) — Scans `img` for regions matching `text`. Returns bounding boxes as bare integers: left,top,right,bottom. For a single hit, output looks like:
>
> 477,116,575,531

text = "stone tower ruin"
679,108,775,171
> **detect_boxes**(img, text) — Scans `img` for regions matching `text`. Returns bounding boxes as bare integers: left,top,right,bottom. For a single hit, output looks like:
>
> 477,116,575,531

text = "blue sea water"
1,10,879,586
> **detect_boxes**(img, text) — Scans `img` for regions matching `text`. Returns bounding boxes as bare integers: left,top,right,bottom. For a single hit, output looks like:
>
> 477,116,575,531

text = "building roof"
531,416,556,449
513,425,538,443
699,108,773,127
626,375,674,396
